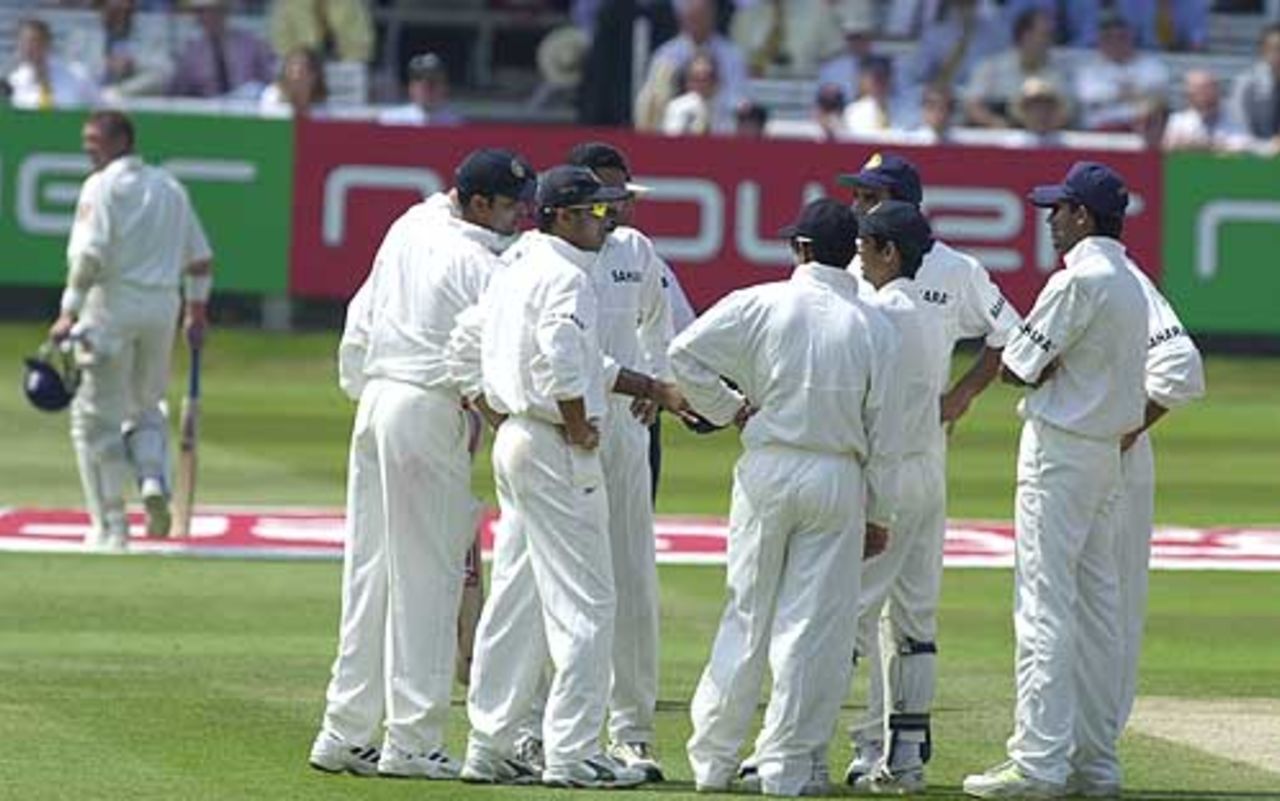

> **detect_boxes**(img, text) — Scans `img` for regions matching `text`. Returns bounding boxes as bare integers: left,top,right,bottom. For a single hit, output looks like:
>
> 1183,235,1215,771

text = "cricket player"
310,148,535,780
505,142,676,780
675,199,903,797
48,110,213,550
462,165,686,790
964,162,1148,798
835,153,1023,787
843,200,951,794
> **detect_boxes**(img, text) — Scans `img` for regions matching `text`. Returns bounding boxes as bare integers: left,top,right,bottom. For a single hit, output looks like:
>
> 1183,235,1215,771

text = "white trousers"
687,447,865,796
1115,433,1155,729
849,450,947,753
321,379,473,755
467,416,616,771
72,285,179,540
1006,419,1123,787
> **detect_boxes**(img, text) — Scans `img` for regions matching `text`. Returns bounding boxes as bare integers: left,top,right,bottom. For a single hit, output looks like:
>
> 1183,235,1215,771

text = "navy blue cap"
778,198,858,251
858,199,933,261
455,148,536,201
536,165,629,209
1029,161,1129,218
837,152,923,205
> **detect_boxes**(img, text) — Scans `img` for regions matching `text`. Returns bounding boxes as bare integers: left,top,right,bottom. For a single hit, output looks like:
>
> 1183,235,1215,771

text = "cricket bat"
169,346,201,538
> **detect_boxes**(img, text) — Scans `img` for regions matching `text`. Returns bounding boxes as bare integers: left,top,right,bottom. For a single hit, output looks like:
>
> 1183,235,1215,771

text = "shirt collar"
1063,236,1127,271
528,230,599,272
877,276,913,295
102,154,143,177
794,262,861,298
442,212,509,254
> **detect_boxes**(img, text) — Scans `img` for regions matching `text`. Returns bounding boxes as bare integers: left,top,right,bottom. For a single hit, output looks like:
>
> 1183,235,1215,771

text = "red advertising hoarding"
291,120,1161,313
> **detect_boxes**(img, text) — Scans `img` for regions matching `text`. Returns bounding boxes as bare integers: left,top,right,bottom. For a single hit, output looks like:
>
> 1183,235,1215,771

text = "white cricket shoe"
854,763,927,795
737,757,830,796
542,753,648,789
140,478,171,538
459,742,541,785
514,734,546,773
308,730,380,777
608,740,665,782
376,745,460,779
845,740,885,786
963,760,1066,798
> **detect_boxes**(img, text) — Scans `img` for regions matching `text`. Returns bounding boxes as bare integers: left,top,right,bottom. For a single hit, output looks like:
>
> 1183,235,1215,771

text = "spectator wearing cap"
259,47,327,117
170,0,275,98
662,52,734,136
6,17,98,110
963,8,1070,129
1229,23,1280,144
1164,70,1253,153
314,145,537,783
816,4,878,105
894,82,958,145
814,83,849,140
269,0,373,63
843,55,906,139
464,164,673,790
378,53,464,127
730,0,845,79
1075,12,1169,131
639,0,748,130
965,161,1148,799
735,100,769,137
1001,76,1069,148
675,197,902,796
902,0,1008,94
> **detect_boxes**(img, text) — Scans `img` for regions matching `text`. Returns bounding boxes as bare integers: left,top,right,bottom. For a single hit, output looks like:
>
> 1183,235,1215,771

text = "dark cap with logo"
837,152,923,205
1029,161,1129,218
455,148,536,201
536,165,630,210
858,199,934,262
778,198,859,251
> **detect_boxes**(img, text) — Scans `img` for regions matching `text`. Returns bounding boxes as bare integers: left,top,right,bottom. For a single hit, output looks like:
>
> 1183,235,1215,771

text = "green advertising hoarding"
0,110,292,294
1163,152,1280,335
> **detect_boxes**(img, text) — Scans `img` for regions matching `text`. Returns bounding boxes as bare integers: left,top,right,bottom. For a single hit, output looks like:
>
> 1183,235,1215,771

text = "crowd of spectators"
3,0,1279,154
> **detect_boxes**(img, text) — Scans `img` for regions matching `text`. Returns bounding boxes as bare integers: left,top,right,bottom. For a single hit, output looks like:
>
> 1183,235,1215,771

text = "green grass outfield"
2,323,1279,799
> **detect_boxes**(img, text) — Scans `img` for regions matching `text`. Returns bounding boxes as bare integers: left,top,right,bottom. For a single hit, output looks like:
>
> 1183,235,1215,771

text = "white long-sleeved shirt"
68,155,212,291
1130,265,1205,411
481,231,608,424
337,201,504,400
1003,236,1148,440
669,262,903,526
866,277,951,458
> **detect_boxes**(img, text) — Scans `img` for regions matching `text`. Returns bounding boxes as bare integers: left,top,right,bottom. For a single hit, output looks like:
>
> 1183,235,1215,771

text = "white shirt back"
482,231,608,423
68,156,211,290
340,202,503,395
669,263,903,524
1003,237,1148,439
866,277,951,457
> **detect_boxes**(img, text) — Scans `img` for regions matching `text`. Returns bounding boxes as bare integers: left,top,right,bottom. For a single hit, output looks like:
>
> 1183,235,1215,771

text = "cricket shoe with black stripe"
608,740,665,782
460,742,542,785
377,745,461,779
140,477,171,538
308,730,380,777
542,753,648,789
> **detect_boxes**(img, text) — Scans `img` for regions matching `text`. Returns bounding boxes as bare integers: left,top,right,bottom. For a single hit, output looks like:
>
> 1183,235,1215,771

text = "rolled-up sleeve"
1002,271,1090,384
1145,328,1205,410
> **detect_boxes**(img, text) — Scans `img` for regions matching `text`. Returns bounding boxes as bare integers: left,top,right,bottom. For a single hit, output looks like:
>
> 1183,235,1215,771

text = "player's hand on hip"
184,302,209,350
563,418,601,451
864,523,889,560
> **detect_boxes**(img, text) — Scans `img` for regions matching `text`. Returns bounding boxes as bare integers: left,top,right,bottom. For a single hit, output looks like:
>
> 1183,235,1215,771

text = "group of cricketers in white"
296,140,1206,797
49,111,1206,797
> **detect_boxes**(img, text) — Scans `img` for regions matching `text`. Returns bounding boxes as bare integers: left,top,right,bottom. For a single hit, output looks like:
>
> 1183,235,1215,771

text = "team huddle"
302,140,1205,798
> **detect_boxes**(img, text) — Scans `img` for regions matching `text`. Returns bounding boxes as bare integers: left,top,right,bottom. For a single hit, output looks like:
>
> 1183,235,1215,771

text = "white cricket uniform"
849,276,951,761
322,202,503,759
848,240,1022,752
465,231,616,773
1115,269,1205,729
1000,236,1148,788
65,155,211,543
673,263,903,796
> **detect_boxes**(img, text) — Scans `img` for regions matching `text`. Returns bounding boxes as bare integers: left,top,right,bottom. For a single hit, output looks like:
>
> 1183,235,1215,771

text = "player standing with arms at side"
835,153,1022,787
48,110,213,550
675,199,902,797
310,148,534,780
964,162,1148,798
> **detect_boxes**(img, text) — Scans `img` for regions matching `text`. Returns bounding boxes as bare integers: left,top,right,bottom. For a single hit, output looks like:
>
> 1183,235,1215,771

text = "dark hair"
1072,202,1125,240
281,48,328,103
86,110,135,150
1013,9,1043,43
862,234,924,278
566,142,630,178
19,17,52,41
801,236,858,269
735,101,768,127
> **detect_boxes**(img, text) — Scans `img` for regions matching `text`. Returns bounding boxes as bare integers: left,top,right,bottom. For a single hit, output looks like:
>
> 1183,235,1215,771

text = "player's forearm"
184,259,213,304
60,252,103,315
949,346,1003,400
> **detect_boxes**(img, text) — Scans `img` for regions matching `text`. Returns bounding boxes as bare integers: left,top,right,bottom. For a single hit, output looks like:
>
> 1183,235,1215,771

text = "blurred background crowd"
2,0,1278,155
